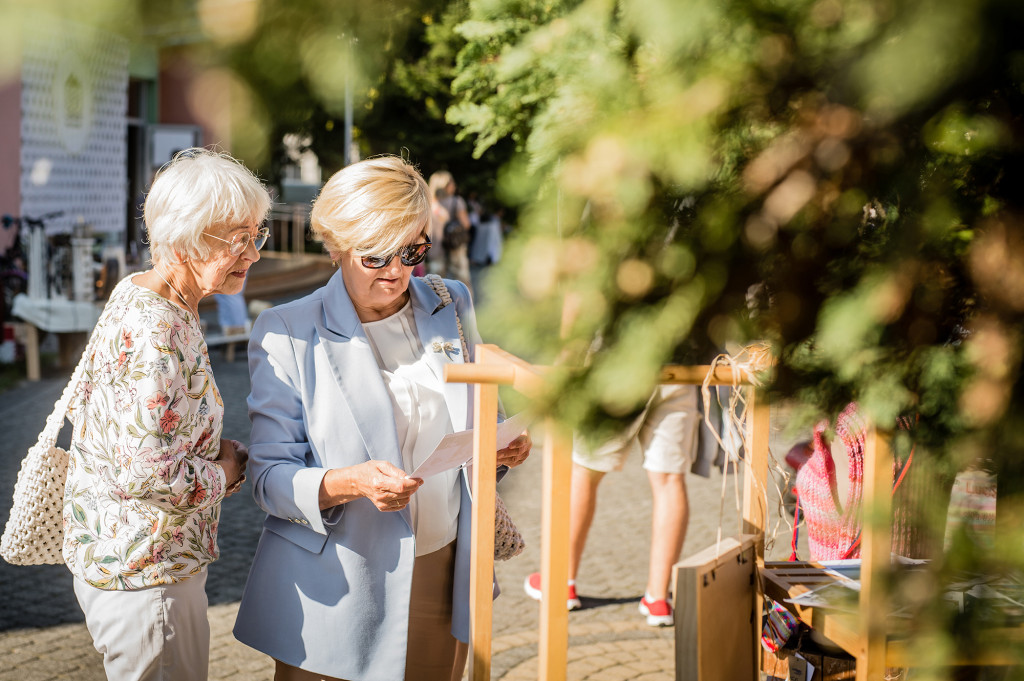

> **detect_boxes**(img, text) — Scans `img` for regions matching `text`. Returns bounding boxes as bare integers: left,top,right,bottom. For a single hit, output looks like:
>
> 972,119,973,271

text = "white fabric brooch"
431,340,460,360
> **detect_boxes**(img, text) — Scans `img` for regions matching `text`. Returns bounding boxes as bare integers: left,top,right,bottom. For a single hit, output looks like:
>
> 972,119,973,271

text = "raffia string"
699,343,793,558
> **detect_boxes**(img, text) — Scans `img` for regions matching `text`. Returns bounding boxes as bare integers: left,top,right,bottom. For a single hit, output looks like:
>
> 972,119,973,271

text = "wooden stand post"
858,428,892,680
445,346,559,681
24,323,40,381
741,387,770,554
538,420,572,681
468,380,499,681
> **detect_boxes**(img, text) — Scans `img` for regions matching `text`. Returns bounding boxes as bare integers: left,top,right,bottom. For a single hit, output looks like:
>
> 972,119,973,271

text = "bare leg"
568,464,605,581
645,471,688,600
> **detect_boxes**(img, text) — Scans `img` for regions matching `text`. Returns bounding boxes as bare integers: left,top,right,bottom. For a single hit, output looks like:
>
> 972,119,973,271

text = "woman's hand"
319,460,423,512
496,431,532,469
216,438,249,497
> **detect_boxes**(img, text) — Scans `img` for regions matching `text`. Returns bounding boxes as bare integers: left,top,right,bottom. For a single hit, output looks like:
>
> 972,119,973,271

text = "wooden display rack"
444,345,567,681
445,349,1020,681
666,372,899,681
444,349,773,681
669,371,1022,678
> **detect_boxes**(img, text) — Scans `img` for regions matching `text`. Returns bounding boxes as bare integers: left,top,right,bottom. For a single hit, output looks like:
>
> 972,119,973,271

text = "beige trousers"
74,570,210,681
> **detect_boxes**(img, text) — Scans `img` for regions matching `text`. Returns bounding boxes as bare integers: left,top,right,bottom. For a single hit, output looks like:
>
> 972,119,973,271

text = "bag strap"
35,332,95,449
423,274,469,359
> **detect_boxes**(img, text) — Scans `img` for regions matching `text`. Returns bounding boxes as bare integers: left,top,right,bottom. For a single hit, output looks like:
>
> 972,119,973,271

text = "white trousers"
74,570,210,681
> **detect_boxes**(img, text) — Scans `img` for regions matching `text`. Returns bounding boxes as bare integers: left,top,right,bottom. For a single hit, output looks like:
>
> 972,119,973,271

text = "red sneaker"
523,572,581,610
639,595,674,627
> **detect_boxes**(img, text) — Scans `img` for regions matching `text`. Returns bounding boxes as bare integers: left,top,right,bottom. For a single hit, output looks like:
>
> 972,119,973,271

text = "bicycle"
0,211,65,325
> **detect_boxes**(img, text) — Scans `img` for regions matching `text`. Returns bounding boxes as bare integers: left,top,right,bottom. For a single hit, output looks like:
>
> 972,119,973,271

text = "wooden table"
761,561,1024,668
762,562,868,658
10,294,101,380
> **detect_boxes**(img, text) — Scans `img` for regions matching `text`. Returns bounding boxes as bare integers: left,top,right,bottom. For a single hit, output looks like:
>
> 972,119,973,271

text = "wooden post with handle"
857,427,892,681
445,345,551,681
468,378,499,681
538,419,572,680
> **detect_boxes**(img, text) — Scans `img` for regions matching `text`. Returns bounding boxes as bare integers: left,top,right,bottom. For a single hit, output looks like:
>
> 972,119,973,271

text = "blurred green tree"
441,0,1024,669
194,0,513,195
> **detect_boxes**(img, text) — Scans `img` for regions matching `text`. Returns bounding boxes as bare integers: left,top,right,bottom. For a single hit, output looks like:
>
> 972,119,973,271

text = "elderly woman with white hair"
233,156,531,681
63,148,270,681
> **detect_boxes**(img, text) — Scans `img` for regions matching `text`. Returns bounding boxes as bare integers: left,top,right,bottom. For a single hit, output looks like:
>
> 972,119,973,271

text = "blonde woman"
427,170,472,292
426,184,449,276
65,148,270,680
233,156,530,681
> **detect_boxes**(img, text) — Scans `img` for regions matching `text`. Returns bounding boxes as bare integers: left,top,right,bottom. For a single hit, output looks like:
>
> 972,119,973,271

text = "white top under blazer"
362,300,460,556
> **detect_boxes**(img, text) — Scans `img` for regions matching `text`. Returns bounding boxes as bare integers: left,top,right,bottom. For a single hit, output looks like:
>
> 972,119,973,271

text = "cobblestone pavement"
0,339,800,680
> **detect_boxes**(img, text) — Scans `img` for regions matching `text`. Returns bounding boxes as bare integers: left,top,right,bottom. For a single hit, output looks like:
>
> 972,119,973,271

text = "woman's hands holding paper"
497,431,532,469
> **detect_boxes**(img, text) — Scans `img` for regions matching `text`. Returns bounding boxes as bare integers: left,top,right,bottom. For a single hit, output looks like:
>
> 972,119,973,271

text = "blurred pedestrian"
525,385,700,627
215,289,249,334
427,171,473,294
469,203,504,306
214,278,250,362
426,185,449,276
469,204,504,268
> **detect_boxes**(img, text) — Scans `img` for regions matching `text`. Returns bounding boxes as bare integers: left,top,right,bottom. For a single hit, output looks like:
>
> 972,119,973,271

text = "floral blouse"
63,276,227,590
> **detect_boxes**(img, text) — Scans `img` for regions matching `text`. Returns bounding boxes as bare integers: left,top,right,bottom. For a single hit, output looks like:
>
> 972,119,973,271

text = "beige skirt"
275,541,467,681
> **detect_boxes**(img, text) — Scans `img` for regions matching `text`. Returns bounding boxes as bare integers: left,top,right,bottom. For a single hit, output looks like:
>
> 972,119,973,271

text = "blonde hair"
428,170,453,204
145,148,272,264
311,156,431,259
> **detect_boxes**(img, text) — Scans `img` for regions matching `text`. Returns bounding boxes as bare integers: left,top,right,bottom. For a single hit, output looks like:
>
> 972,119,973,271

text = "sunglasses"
361,238,432,269
205,228,270,256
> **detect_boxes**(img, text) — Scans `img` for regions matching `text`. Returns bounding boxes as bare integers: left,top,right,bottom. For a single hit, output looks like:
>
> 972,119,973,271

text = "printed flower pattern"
63,277,226,590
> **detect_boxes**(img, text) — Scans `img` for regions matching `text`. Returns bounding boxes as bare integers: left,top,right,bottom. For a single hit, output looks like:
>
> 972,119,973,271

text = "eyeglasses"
205,228,270,256
360,239,432,269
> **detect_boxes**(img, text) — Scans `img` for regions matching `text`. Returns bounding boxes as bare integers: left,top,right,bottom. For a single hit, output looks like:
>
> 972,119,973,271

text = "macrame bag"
1,341,93,565
424,274,526,561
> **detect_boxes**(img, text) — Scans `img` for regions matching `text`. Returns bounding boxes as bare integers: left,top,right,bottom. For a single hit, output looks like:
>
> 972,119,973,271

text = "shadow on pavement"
577,595,643,610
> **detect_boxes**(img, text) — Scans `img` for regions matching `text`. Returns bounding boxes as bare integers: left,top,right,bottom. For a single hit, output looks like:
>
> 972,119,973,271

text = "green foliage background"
442,0,1024,668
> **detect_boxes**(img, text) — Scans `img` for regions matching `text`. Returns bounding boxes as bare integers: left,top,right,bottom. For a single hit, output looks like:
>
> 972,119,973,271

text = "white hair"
144,148,272,264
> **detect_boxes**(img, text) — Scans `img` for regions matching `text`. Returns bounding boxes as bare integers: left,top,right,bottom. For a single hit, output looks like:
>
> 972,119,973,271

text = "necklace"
152,268,198,319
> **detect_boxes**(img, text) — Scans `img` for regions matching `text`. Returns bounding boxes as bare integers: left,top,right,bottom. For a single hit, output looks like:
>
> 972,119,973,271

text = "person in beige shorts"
525,384,698,626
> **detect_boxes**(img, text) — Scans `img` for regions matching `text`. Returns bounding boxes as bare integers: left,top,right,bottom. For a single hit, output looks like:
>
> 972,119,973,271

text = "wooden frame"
445,351,950,680
445,345,570,681
444,351,776,680
666,366,895,679
449,349,1021,679
662,363,903,680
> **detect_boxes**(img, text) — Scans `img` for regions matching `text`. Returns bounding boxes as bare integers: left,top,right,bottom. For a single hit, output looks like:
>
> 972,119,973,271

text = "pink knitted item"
795,405,940,561
795,403,869,561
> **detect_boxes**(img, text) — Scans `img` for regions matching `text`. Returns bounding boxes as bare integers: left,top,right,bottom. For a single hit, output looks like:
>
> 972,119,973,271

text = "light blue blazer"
232,272,500,681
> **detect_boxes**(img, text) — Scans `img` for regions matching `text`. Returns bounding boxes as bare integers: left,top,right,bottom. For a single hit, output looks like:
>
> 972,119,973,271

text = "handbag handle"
35,333,95,450
423,274,525,559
